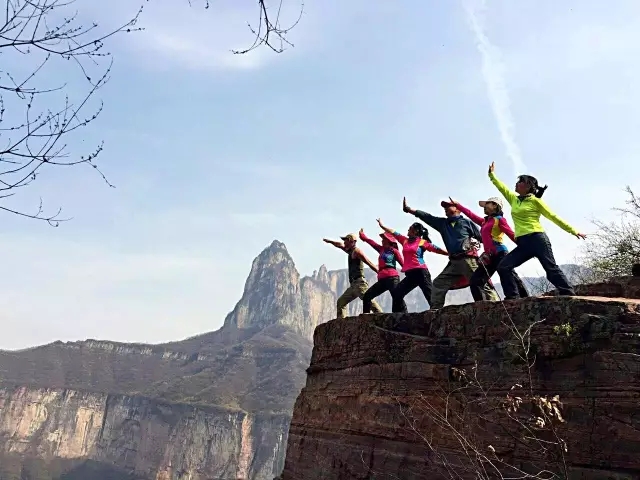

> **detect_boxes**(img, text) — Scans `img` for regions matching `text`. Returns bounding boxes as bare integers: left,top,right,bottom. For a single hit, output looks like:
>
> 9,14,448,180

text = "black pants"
363,276,400,313
469,251,529,301
391,268,432,312
496,232,574,299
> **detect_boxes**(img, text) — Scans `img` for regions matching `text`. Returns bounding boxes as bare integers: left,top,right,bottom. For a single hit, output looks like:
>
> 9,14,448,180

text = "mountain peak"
267,239,287,251
223,240,303,332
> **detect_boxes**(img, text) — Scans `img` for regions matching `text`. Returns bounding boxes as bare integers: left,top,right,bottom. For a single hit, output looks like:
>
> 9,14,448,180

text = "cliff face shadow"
0,454,146,480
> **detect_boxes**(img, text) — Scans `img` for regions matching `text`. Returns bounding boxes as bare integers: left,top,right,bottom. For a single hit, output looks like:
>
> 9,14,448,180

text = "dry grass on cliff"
397,308,571,480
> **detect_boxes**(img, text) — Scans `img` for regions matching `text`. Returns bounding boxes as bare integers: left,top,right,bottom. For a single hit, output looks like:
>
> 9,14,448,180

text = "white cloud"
463,0,526,176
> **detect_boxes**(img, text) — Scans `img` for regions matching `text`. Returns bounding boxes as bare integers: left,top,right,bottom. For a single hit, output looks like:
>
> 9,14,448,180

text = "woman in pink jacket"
359,228,405,313
376,218,448,311
448,196,529,301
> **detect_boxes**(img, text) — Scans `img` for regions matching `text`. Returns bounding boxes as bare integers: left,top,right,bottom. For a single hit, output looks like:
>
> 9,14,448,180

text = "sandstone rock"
281,291,640,479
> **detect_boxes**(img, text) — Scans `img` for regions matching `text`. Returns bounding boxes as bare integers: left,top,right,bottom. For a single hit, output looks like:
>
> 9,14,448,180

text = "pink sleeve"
393,247,404,267
456,203,484,225
498,216,516,243
392,231,408,244
361,235,382,252
425,242,448,256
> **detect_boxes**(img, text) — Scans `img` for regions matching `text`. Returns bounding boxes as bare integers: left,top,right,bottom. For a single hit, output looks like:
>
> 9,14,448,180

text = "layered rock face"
281,277,640,479
0,387,288,479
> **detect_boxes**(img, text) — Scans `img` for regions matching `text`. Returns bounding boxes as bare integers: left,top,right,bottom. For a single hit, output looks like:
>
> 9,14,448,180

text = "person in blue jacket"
402,197,499,309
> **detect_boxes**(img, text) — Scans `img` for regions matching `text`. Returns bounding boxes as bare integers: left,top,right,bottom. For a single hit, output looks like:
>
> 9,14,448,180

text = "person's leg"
514,270,530,298
415,269,433,307
531,233,575,296
496,241,535,299
469,256,500,302
361,280,387,313
391,272,418,313
336,283,360,318
468,258,494,301
385,277,405,312
431,261,460,309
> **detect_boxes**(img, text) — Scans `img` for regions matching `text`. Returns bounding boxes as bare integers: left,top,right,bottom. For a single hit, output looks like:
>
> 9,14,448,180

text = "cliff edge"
281,277,640,479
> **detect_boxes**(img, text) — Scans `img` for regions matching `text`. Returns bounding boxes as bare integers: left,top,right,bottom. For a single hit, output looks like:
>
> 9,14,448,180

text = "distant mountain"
0,240,587,480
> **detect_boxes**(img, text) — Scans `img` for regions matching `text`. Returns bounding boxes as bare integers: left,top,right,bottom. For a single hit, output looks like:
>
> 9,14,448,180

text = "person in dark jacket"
402,197,499,309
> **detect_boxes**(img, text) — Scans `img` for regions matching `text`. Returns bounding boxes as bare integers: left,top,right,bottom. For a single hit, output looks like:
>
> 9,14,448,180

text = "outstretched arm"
377,218,407,244
359,229,382,252
322,238,346,251
403,197,445,231
450,198,483,225
535,198,586,239
424,242,448,256
355,248,379,274
488,162,517,205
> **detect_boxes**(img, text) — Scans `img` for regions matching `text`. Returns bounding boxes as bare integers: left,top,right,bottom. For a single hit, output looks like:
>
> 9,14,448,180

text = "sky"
1,0,639,349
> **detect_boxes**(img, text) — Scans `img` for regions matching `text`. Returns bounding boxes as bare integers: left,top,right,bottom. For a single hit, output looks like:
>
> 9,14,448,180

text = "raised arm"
534,198,586,238
450,198,483,225
359,229,382,252
322,238,346,251
497,216,516,243
488,162,517,205
355,248,379,274
403,197,445,231
376,218,407,244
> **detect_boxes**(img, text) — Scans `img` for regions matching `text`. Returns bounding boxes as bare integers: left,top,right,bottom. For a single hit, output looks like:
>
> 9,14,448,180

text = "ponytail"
519,175,547,198
534,184,548,198
411,222,432,243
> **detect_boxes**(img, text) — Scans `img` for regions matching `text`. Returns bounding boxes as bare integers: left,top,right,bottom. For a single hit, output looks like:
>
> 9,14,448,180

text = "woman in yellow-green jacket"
487,162,587,299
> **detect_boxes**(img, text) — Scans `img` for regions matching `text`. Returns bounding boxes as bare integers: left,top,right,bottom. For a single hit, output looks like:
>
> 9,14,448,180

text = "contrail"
463,0,526,174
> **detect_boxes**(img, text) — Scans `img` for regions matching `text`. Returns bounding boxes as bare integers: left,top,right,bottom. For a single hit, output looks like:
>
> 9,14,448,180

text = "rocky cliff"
0,238,598,480
281,276,640,479
0,241,314,479
0,240,441,479
0,387,289,480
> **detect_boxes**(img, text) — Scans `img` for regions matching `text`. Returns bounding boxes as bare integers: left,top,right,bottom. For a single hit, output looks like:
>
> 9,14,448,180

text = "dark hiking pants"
469,251,529,301
362,276,400,313
496,232,574,299
391,268,432,312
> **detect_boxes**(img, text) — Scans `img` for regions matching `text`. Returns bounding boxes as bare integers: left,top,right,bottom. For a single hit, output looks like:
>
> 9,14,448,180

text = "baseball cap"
440,200,455,208
340,233,357,242
478,196,504,210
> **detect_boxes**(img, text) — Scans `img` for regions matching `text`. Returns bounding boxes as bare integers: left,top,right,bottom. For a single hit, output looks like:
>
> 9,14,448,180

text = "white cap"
478,196,504,210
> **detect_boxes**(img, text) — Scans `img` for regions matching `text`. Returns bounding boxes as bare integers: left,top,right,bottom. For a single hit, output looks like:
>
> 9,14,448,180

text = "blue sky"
1,0,639,349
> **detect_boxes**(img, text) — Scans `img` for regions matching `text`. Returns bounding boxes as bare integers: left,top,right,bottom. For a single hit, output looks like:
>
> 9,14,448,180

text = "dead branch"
0,0,143,224
231,0,304,55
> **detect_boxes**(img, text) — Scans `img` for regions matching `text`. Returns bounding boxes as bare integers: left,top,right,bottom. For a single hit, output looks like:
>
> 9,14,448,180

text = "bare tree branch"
0,0,144,224
231,0,304,55
577,186,640,280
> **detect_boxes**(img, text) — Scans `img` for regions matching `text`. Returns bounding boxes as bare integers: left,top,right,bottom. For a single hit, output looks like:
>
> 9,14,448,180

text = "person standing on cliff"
402,197,500,309
375,218,448,311
447,195,529,300
358,228,406,313
486,162,587,299
323,234,383,318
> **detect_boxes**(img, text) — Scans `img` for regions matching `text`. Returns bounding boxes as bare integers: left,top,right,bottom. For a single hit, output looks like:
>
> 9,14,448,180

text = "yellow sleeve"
535,198,579,235
488,171,517,205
